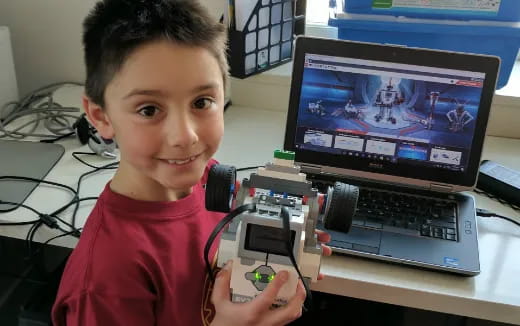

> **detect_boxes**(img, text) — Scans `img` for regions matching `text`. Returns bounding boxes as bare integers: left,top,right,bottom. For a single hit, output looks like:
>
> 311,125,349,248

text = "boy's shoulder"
62,203,153,285
61,158,221,285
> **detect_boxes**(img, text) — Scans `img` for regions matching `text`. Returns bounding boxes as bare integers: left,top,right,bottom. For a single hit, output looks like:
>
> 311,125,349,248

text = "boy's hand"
211,230,332,325
211,261,306,326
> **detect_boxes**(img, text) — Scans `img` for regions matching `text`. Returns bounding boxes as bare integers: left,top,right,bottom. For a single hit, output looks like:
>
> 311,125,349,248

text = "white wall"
0,0,226,96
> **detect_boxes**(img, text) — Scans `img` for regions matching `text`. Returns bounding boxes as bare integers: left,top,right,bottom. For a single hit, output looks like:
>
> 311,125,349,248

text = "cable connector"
39,214,58,229
476,208,495,217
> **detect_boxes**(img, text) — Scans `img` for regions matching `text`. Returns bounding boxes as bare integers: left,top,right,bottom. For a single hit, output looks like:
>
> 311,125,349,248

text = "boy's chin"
157,171,204,192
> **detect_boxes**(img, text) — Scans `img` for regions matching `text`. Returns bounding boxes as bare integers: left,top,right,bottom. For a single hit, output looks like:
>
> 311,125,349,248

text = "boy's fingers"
315,229,331,243
252,270,289,312
211,260,233,306
321,243,332,256
268,281,306,325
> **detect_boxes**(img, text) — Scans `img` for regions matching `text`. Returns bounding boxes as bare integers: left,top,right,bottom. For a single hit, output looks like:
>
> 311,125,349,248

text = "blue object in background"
329,15,520,89
343,0,520,22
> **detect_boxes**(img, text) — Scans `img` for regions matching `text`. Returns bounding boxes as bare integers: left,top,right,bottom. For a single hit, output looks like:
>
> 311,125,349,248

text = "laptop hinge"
429,183,453,193
300,164,322,174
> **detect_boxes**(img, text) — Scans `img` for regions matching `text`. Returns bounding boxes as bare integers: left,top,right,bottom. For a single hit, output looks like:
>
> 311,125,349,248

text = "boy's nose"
166,113,199,148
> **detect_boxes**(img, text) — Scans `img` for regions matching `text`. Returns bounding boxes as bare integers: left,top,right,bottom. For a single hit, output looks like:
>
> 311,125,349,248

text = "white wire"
0,82,84,139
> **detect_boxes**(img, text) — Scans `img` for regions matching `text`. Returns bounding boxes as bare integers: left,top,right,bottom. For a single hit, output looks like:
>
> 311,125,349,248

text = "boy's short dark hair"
83,0,228,107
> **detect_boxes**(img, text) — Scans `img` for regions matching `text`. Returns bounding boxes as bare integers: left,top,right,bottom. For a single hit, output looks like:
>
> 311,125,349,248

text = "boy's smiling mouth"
158,154,200,165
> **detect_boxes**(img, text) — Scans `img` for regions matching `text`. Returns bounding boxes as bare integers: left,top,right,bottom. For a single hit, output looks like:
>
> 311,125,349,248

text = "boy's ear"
82,95,115,140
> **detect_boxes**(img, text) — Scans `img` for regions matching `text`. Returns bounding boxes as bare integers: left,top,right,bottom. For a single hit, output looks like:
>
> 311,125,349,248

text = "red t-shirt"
52,160,225,326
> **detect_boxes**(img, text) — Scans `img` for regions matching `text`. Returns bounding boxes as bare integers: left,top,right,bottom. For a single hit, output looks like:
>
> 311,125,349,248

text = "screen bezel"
284,37,500,188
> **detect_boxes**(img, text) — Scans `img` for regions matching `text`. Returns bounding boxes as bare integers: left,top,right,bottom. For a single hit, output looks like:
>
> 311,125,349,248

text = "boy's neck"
110,161,192,202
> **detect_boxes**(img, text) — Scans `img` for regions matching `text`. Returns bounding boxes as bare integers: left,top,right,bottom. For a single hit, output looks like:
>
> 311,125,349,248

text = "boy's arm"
52,290,155,326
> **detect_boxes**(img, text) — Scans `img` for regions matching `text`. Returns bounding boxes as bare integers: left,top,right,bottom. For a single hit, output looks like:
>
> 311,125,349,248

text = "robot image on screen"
297,69,482,150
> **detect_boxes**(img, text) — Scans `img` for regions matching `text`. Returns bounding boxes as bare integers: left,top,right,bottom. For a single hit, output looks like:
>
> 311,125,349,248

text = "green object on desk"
274,149,295,161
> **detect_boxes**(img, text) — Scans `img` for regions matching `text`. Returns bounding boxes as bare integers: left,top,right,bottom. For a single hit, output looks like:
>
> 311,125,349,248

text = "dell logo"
369,163,384,169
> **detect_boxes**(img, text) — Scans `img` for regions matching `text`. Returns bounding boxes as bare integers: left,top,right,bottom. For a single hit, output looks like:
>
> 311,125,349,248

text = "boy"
52,0,331,325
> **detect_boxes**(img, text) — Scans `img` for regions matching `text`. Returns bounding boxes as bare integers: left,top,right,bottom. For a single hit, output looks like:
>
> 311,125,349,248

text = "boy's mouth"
159,154,200,165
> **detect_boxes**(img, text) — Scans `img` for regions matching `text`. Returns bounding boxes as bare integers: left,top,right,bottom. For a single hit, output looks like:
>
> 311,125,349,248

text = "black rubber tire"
205,164,236,213
323,182,359,233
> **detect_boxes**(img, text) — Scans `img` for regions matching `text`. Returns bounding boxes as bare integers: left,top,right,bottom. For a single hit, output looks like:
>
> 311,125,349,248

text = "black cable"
280,206,312,311
40,131,75,143
1,159,114,252
28,228,83,259
25,221,38,247
71,161,119,229
236,166,262,172
0,200,58,254
476,208,520,227
42,228,82,246
204,203,257,282
72,151,119,170
26,221,43,257
0,199,48,217
0,220,38,226
0,176,77,213
474,188,520,212
0,151,114,260
51,197,98,221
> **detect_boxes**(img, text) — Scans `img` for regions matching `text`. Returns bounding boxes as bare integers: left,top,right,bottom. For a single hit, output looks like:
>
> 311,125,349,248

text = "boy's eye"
137,105,159,117
193,98,214,110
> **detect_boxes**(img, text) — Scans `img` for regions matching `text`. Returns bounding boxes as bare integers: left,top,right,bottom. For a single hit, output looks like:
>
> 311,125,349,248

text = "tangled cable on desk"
0,153,119,258
0,82,84,140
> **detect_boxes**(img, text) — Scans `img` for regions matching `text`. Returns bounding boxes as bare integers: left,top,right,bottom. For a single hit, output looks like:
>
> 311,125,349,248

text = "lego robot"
307,100,327,117
446,99,474,133
204,150,358,307
374,79,399,124
344,99,358,119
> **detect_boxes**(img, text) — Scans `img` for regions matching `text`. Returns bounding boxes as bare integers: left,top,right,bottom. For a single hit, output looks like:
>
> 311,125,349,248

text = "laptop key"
441,216,457,224
420,224,431,236
430,221,457,229
442,207,456,219
446,234,457,241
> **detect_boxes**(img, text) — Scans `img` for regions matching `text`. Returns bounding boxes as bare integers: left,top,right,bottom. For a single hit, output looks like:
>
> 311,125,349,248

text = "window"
306,0,330,25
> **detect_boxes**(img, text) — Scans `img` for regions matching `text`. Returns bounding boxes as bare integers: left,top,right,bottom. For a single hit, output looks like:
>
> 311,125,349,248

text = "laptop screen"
284,38,499,189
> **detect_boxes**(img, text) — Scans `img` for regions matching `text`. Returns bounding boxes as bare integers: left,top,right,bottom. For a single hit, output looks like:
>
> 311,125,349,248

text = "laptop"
0,140,64,213
283,37,500,276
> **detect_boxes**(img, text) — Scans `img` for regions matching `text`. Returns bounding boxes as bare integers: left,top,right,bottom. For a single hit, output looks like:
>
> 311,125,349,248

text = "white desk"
1,89,519,324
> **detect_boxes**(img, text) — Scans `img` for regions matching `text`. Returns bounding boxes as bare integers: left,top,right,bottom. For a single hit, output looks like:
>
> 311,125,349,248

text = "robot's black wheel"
205,164,236,213
323,182,359,233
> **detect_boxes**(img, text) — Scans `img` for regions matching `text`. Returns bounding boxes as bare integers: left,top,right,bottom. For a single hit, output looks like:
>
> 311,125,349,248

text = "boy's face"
86,40,225,197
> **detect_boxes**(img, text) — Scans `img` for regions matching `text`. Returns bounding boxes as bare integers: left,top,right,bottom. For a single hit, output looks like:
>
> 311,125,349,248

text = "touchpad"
327,226,381,254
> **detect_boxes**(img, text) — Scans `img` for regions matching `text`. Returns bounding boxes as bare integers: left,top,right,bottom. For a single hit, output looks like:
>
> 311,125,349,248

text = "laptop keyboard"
354,188,458,241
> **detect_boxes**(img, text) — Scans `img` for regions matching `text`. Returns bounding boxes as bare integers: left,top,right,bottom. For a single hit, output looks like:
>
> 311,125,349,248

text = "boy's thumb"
211,260,233,303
